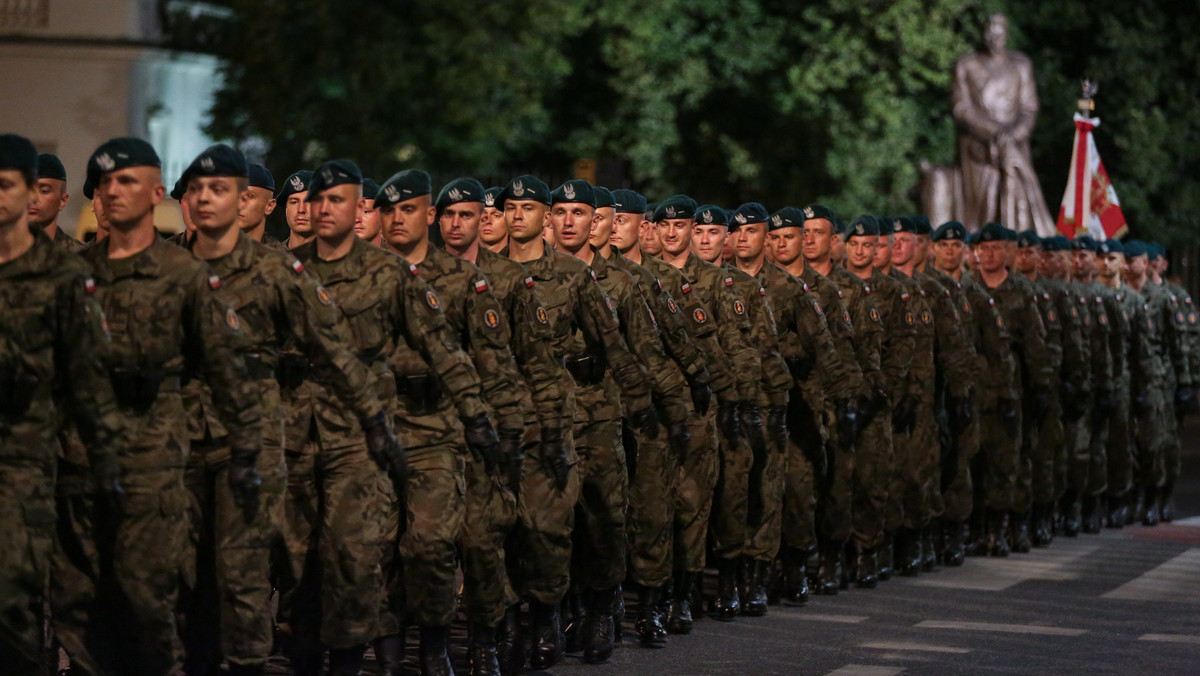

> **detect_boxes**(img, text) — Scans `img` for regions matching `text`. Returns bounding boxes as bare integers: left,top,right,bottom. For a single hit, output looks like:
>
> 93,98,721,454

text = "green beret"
801,204,837,227
967,230,981,245
170,177,185,201
593,186,614,209
611,189,646,214
977,222,1008,242
1147,242,1164,261
645,201,659,219
551,179,595,207
1072,235,1098,252
483,186,502,209
769,206,805,231
499,175,551,206
1016,230,1041,248
911,215,932,236
435,177,486,210
1039,235,1072,252
0,134,37,178
845,215,879,239
1123,239,1147,258
86,137,161,188
82,177,94,200
892,216,919,234
694,205,728,226
1096,238,1123,255
248,163,274,191
653,194,697,222
731,202,769,227
374,168,429,207
931,221,966,242
276,170,313,202
36,153,66,181
181,144,248,183
362,178,380,202
306,159,363,201
832,216,847,234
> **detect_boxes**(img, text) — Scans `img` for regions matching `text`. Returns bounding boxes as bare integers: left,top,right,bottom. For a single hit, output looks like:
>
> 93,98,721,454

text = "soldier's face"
285,191,310,235
976,241,1007,274
915,235,930,266
1099,252,1123,279
379,195,434,248
1014,246,1039,274
802,219,833,262
831,236,846,264
692,223,727,263
657,218,693,257
237,186,275,232
612,211,642,253
932,240,963,273
310,183,362,241
873,235,893,269
641,219,664,255
27,178,67,228
185,175,248,232
97,166,164,229
734,221,766,262
1036,249,1056,277
504,199,547,243
480,206,507,246
550,202,595,252
1124,254,1148,279
439,201,483,250
0,170,35,229
766,232,779,263
845,235,876,273
589,206,615,249
91,192,110,239
355,200,380,242
773,227,803,266
892,232,917,267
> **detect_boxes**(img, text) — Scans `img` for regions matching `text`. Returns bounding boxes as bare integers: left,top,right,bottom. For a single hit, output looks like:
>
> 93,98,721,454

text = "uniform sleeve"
1015,291,1053,390
710,276,763,403
743,286,792,406
508,279,566,432
575,271,653,413
644,281,708,384
1060,289,1092,395
463,273,526,432
617,278,691,422
58,275,124,467
820,289,868,400
676,284,736,399
927,282,976,398
969,286,1016,409
1087,295,1114,388
1163,294,1194,389
878,283,915,405
850,287,886,396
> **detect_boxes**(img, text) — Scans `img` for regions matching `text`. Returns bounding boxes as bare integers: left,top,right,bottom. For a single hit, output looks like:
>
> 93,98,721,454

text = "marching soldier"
28,152,84,250
277,169,314,249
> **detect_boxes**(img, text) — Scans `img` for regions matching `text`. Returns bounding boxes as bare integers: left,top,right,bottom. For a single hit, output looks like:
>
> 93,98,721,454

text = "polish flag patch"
474,279,489,293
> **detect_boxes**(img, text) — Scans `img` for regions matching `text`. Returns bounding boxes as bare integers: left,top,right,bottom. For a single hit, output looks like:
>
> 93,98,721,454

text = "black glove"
739,401,768,458
766,404,788,451
462,412,501,473
498,427,524,498
836,398,861,444
229,452,262,523
998,397,1019,423
629,405,661,440
362,410,410,495
93,455,126,516
667,419,690,463
892,395,918,434
949,393,974,428
717,400,742,447
1175,386,1197,414
786,355,814,381
540,427,569,491
689,379,712,416
862,387,889,425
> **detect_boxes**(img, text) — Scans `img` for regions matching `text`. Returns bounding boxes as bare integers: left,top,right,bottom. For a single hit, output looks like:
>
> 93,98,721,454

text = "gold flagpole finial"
1078,79,1098,113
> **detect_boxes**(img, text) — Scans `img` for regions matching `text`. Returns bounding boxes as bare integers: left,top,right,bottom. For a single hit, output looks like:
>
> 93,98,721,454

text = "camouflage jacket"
929,270,1015,410
827,265,886,398
801,266,868,400
915,269,976,399
676,252,761,403
980,271,1053,396
889,269,937,402
869,269,917,408
724,263,792,407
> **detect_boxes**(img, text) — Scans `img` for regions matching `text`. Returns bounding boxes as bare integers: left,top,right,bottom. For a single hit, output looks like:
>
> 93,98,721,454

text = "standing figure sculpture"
952,13,1055,235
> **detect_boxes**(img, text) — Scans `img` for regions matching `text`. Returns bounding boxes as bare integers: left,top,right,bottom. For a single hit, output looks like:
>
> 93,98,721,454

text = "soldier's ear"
264,198,276,216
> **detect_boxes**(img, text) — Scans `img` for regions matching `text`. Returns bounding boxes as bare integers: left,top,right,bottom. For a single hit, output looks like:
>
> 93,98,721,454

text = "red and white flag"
1056,113,1127,240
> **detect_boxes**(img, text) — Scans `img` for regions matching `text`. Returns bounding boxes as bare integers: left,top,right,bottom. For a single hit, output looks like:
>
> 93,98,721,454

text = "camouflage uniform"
79,236,263,675
1080,284,1115,523
869,269,916,538
888,270,938,532
1047,278,1092,515
1136,282,1183,511
1150,280,1195,513
176,233,385,670
52,225,87,252
1108,287,1144,514
3,231,120,674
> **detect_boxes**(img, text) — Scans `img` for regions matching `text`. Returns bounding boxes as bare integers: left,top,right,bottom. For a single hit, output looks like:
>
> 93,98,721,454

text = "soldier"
26,152,83,250
377,171,523,675
480,186,508,253
353,178,382,247
501,174,653,669
236,163,288,250
277,169,314,249
175,145,405,676
75,137,264,675
0,133,124,675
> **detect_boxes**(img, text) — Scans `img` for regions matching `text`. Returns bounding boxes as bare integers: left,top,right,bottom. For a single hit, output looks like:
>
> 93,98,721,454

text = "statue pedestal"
918,161,966,230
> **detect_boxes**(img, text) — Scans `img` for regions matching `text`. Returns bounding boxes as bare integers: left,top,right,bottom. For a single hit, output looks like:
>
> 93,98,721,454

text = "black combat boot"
856,547,879,588
372,633,406,676
1131,490,1145,526
942,521,966,567
495,604,524,675
467,622,501,676
965,512,987,557
878,536,895,578
742,559,769,616
1030,503,1053,546
1010,512,1032,553
1142,486,1160,526
666,571,695,634
562,592,584,653
815,540,843,594
1082,495,1103,533
988,510,1010,557
714,558,741,620
327,644,365,676
1160,481,1175,522
581,587,616,664
528,600,564,670
611,584,625,643
782,547,810,604
921,526,939,571
418,626,454,676
635,585,667,645
898,529,921,576
1106,494,1126,529
1060,493,1082,537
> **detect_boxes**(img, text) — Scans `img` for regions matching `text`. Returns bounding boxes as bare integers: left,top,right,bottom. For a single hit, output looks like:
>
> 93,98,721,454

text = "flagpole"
1073,80,1097,235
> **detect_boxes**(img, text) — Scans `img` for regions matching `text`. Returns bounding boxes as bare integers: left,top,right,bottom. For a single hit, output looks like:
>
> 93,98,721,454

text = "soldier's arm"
575,270,653,413
1164,297,1195,389
879,285,915,404
1090,297,1114,387
822,292,868,399
930,286,975,397
711,277,764,403
1063,293,1092,395
644,282,710,386
620,279,691,422
508,279,565,432
58,274,124,468
680,287,737,401
463,273,526,432
1019,293,1054,389
746,288,792,405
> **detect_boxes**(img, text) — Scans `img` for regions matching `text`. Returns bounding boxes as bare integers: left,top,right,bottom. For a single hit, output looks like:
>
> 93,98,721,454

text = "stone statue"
951,13,1055,235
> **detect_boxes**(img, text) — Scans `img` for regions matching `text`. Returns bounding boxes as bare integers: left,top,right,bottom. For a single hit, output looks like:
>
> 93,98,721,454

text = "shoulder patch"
666,297,679,314
813,301,824,316
759,286,766,297
84,277,96,294
843,309,853,326
291,259,304,274
918,289,926,297
962,300,972,313
316,285,333,306
864,285,872,295
425,290,441,310
1176,311,1186,325
1189,312,1198,325
996,316,1005,329
536,306,548,324
483,308,500,329
1047,309,1057,322
681,282,692,295
474,278,489,293
802,281,810,293
209,274,221,290
905,311,915,325
409,262,420,276
1043,292,1051,301
655,278,663,291
921,310,932,324
588,268,597,281
525,276,535,289
605,295,617,313
836,289,844,299
732,299,746,315
1099,313,1108,326
869,307,881,323
901,292,911,302
226,307,240,331
693,307,708,325
724,276,734,287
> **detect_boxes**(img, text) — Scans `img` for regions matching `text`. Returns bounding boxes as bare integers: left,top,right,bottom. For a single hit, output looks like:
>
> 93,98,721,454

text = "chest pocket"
225,286,270,349
336,290,387,356
119,281,182,368
4,292,55,379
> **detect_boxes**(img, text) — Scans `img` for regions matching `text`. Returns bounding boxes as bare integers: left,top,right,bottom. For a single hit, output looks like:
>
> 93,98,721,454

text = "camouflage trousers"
1061,413,1088,500
1105,388,1133,499
1085,403,1110,498
853,413,894,549
894,402,941,530
781,406,819,553
626,419,677,589
817,406,856,543
1021,394,1063,509
975,408,1022,513
460,428,521,627
50,464,106,676
744,408,787,563
1133,388,1168,490
275,437,317,642
571,418,628,592
710,424,752,561
673,408,718,573
0,460,55,676
510,426,580,606
180,438,286,669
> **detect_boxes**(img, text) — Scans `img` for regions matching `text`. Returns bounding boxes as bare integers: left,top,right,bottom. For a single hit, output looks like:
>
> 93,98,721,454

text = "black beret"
1147,242,1164,261
276,170,313,202
611,189,646,214
82,177,94,200
499,174,551,206
483,186,502,209
36,153,66,181
593,186,614,209
1039,235,1072,252
931,220,967,242
551,179,595,207
911,215,932,236
1002,226,1018,242
248,163,275,191
435,177,486,210
0,134,37,176
967,230,981,245
653,194,698,222
1096,238,1124,255
375,168,431,207
170,177,185,201
362,178,380,202
181,144,248,183
977,222,1008,242
86,137,160,187
1123,239,1148,258
644,201,659,219
306,159,363,201
892,216,919,234
730,202,769,227
1016,230,1041,248
693,205,728,226
832,216,847,234
801,204,837,227
1072,235,1098,251
768,206,805,231
845,214,880,239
